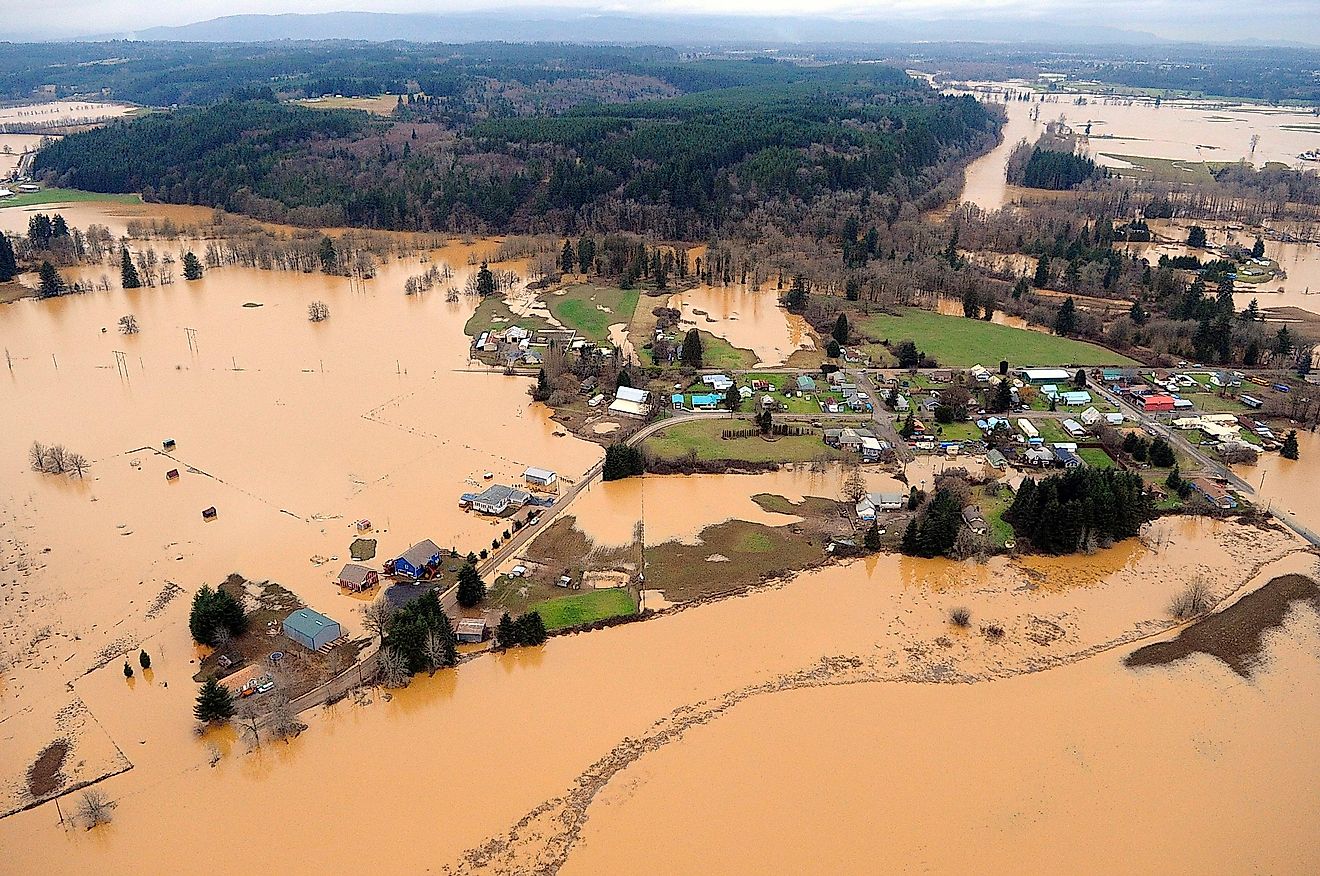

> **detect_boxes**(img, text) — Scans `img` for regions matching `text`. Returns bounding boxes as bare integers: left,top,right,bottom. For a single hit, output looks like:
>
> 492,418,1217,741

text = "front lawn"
641,418,843,464
464,295,554,339
857,308,1136,367
533,588,637,630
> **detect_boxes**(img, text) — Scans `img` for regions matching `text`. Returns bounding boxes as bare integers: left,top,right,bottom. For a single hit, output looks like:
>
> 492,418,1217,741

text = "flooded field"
1,506,1311,871
955,81,1320,212
668,283,813,366
0,101,135,130
0,202,600,813
4,199,1320,872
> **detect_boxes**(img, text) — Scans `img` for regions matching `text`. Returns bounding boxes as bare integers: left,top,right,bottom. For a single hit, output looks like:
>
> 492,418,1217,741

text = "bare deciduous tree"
118,314,139,334
28,441,47,472
77,789,113,829
377,647,410,689
362,597,393,642
307,300,330,322
45,444,69,474
840,461,867,505
66,452,89,478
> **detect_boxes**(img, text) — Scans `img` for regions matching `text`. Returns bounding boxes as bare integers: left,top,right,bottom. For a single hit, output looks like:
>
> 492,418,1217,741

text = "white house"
471,484,531,515
609,385,652,418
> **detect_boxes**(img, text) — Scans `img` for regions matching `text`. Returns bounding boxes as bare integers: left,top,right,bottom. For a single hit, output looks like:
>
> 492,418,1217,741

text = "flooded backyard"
668,282,813,366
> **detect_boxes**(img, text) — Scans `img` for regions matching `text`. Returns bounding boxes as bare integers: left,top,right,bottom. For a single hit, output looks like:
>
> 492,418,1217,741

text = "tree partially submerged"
194,677,235,723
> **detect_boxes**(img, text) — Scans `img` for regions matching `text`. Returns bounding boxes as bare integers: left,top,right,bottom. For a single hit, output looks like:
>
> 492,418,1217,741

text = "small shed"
337,563,379,592
456,618,487,644
524,466,558,490
283,608,341,651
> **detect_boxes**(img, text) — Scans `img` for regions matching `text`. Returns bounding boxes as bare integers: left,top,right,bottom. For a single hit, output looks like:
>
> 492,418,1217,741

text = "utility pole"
184,327,198,352
113,350,128,378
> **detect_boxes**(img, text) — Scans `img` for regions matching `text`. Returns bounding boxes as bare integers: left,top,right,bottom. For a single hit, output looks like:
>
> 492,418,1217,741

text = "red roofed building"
1142,394,1176,413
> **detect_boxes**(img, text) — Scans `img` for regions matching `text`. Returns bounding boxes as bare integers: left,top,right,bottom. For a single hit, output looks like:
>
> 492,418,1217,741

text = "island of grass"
0,188,142,209
546,283,640,343
858,307,1137,367
641,418,845,466
464,295,556,339
648,329,756,370
532,588,638,631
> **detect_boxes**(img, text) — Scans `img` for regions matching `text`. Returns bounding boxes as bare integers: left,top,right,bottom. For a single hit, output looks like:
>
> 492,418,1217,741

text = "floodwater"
0,101,134,129
668,283,813,366
0,133,47,179
5,208,1320,872
1,510,1311,872
954,81,1320,212
1240,427,1320,528
0,202,600,812
1122,218,1320,314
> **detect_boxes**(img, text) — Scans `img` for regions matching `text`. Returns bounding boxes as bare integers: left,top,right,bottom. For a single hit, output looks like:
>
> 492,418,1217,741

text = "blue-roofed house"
671,393,685,409
690,393,721,410
283,608,341,650
1053,446,1083,468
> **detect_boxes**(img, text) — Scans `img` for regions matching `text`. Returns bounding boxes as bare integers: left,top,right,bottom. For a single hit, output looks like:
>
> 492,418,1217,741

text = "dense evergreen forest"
34,63,998,236
1005,469,1154,555
1015,148,1106,190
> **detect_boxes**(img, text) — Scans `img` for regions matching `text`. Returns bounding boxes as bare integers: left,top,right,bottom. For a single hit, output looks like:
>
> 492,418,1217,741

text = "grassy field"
0,188,141,209
1099,154,1217,185
1077,447,1116,469
857,308,1136,367
642,418,842,464
975,487,1016,549
744,372,846,413
533,588,637,630
464,295,555,339
1029,419,1070,443
934,421,981,442
291,94,401,115
645,519,825,601
546,284,640,343
695,331,757,370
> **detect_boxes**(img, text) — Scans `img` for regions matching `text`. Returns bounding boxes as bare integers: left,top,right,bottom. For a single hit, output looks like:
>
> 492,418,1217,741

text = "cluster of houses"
473,325,596,367
1171,414,1275,452
823,426,892,461
461,466,559,515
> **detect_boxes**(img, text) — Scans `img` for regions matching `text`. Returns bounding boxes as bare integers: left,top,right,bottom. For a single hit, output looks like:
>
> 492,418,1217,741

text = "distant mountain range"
115,10,1163,46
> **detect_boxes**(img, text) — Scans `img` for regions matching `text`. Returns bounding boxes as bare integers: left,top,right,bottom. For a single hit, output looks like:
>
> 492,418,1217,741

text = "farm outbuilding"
456,618,487,643
283,608,341,651
337,563,379,592
523,466,558,490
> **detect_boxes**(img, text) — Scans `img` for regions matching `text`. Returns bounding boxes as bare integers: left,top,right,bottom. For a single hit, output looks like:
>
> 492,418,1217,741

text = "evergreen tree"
51,214,68,238
516,611,548,645
120,247,141,289
561,239,575,274
680,328,703,368
188,584,247,646
1075,369,1087,388
123,661,134,678
1241,298,1260,322
38,261,64,298
1187,226,1208,248
961,285,980,319
182,250,203,280
318,236,337,273
476,261,495,297
826,339,842,358
783,275,809,312
900,411,915,439
1012,277,1029,300
616,369,632,389
384,590,456,673
1054,296,1077,336
900,518,919,554
456,563,486,608
139,649,151,670
864,522,882,552
1281,430,1300,460
495,612,518,649
194,677,235,723
1275,326,1293,355
832,313,849,345
1149,437,1175,468
1122,431,1139,455
0,233,17,282
603,444,645,480
576,237,595,274
1129,299,1148,325
1252,236,1265,259
1033,255,1050,288
725,384,741,411
991,379,1013,413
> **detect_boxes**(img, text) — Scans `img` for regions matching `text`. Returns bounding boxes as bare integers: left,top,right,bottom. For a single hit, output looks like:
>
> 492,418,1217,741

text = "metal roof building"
283,608,341,651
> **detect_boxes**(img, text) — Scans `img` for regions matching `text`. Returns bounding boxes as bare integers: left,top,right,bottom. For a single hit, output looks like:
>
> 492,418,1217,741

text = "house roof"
524,466,557,482
399,539,443,568
339,563,375,584
284,608,339,639
615,386,650,404
456,618,487,636
870,492,906,505
608,398,649,417
1021,368,1072,381
962,505,987,525
473,484,530,506
796,375,817,389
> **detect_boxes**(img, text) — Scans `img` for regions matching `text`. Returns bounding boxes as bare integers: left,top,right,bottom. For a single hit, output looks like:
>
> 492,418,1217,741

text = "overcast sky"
18,0,1320,44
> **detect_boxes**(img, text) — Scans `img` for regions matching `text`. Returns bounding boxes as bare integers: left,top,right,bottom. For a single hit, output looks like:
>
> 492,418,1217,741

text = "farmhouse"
1062,418,1086,438
283,608,341,651
392,539,443,579
337,563,379,592
961,505,989,534
1141,394,1176,414
471,484,531,516
1059,390,1092,406
690,392,722,410
1053,446,1083,468
1024,447,1056,466
1191,477,1238,510
796,375,817,392
855,491,905,520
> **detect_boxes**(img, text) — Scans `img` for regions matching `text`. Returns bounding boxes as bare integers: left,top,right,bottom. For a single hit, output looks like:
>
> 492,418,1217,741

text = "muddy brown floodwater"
3,202,1320,874
668,283,813,366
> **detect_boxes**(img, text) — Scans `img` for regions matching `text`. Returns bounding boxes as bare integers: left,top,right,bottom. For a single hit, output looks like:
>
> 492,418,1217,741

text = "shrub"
949,606,971,627
1169,580,1213,619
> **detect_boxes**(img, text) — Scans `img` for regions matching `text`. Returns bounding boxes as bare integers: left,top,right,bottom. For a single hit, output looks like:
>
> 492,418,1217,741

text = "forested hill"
34,63,999,237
